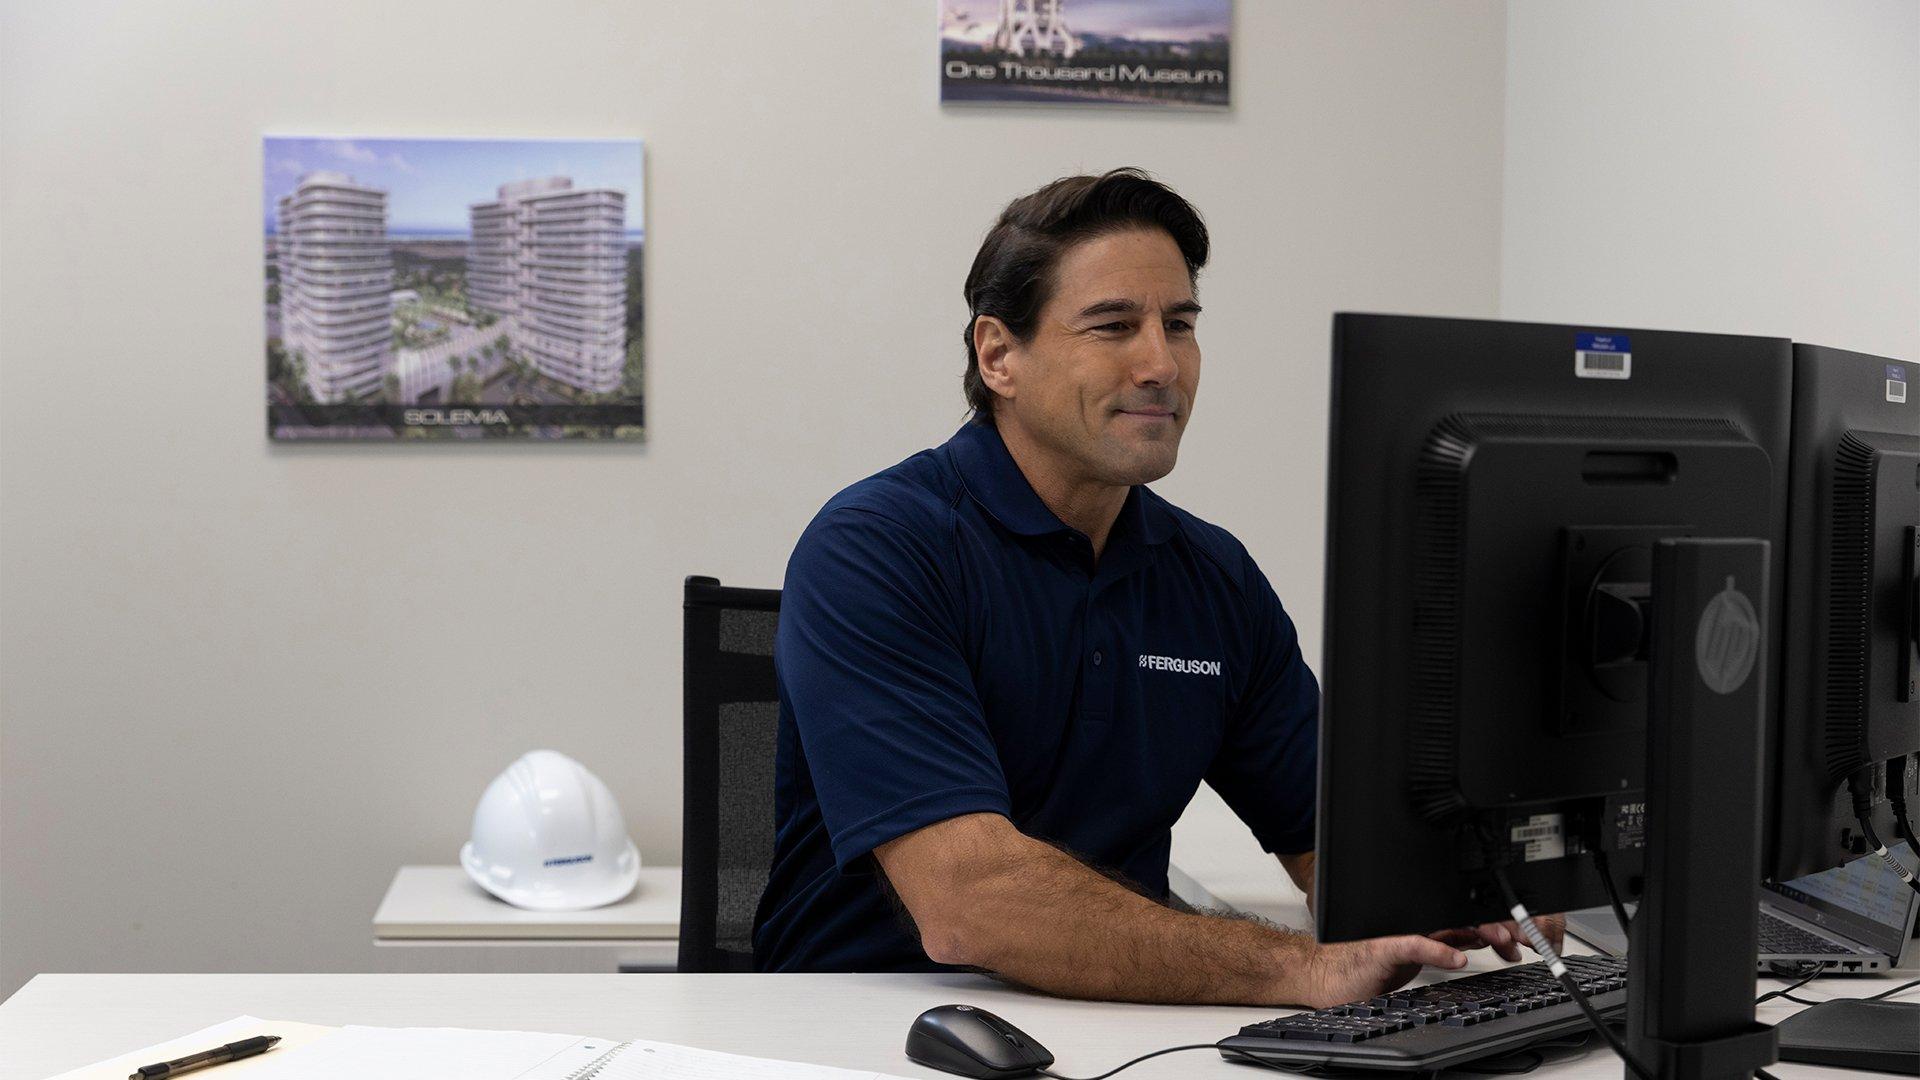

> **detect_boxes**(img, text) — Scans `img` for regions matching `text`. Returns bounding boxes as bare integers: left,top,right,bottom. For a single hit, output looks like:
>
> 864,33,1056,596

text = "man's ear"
973,315,1018,405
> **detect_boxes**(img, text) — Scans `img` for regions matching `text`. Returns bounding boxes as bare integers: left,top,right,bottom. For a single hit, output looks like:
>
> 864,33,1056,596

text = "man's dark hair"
961,168,1209,422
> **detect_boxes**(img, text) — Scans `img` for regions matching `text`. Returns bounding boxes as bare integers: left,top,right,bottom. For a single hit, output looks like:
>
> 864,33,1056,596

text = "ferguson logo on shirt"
1137,654,1222,677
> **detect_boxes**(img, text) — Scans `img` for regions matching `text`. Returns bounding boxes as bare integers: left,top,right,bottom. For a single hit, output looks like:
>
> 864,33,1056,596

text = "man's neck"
994,419,1129,559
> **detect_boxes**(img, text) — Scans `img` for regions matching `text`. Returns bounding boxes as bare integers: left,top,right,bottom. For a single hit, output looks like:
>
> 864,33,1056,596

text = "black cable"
1754,1069,1785,1080
1591,848,1632,935
1754,966,1919,1011
1868,976,1920,1001
1851,766,1920,897
1491,864,1654,1080
1038,1042,1342,1080
1755,962,1823,1005
1036,1043,1219,1080
1889,756,1920,866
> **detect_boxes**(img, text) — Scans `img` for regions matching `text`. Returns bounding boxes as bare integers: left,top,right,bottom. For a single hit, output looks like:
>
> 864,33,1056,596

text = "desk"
0,971,1876,1080
373,866,681,970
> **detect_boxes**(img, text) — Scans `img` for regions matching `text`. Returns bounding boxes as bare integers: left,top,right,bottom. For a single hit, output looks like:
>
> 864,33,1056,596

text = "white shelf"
374,866,681,943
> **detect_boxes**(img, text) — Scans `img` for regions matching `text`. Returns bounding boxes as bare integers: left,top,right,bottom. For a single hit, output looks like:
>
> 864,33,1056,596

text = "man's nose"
1132,322,1179,386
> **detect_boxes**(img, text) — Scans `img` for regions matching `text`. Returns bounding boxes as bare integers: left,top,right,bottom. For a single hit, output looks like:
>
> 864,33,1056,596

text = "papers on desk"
44,1016,339,1080
48,1016,911,1080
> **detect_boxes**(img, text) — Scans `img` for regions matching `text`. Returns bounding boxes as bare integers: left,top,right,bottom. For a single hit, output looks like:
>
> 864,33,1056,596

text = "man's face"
995,228,1201,488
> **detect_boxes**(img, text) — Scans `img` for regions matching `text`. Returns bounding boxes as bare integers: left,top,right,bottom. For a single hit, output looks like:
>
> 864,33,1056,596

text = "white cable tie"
1510,900,1566,977
1875,844,1918,884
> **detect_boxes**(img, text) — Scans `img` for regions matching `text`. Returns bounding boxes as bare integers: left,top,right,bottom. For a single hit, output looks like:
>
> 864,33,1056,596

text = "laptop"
1567,841,1920,974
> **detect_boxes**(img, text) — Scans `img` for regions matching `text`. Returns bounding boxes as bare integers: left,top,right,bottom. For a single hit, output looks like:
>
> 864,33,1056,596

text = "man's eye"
1094,322,1130,333
1167,319,1194,333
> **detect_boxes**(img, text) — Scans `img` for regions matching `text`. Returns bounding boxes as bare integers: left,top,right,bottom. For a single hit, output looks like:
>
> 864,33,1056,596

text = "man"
752,169,1553,1006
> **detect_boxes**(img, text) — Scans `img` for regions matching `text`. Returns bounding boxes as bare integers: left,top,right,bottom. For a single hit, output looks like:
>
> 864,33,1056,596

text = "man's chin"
1103,442,1180,486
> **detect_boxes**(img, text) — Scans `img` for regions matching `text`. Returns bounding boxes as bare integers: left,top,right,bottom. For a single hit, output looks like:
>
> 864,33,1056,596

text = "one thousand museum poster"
940,0,1231,109
264,136,645,441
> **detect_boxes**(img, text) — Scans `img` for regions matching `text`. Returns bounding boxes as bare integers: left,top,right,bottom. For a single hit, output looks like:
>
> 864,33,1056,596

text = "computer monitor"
1315,313,1794,941
1313,313,1795,1075
1770,344,1920,882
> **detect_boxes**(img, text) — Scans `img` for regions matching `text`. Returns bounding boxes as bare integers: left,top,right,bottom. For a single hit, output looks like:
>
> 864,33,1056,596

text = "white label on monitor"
1576,350,1632,379
1890,379,1908,404
1511,813,1567,862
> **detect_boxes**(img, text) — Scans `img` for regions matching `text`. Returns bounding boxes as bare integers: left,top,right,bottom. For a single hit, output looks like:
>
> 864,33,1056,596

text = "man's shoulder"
800,445,964,552
1144,488,1259,594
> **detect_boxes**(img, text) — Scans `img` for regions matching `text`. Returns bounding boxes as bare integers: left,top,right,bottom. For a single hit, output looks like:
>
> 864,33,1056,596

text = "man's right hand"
1291,935,1469,1010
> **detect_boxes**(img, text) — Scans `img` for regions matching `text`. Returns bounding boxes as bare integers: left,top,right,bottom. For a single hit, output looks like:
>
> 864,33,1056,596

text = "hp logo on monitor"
1696,577,1760,695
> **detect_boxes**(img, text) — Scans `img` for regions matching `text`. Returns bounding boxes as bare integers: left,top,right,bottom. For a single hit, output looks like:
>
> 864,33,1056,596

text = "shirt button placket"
1084,579,1115,720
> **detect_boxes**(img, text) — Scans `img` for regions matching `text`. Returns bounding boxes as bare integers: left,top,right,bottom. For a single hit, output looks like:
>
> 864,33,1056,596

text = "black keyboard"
1757,910,1849,956
1218,954,1628,1072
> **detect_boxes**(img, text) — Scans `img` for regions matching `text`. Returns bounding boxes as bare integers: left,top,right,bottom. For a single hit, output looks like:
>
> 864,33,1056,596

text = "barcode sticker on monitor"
1574,333,1632,380
1577,351,1631,378
1890,380,1908,404
1510,813,1567,862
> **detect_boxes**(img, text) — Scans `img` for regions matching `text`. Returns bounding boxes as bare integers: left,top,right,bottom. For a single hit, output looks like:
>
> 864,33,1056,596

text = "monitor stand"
1625,539,1779,1079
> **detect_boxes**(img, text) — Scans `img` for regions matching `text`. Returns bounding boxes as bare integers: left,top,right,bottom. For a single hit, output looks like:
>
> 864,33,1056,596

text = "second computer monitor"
1770,344,1920,882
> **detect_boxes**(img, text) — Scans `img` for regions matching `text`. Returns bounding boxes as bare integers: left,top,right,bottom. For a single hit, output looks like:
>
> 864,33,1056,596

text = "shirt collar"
946,422,1178,547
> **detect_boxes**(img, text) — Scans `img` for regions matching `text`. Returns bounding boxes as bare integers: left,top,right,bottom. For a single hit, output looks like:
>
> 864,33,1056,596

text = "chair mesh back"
680,577,781,972
715,698,778,953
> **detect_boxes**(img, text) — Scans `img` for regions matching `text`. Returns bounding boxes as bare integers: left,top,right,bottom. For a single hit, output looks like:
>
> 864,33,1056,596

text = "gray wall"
1500,0,1920,358
0,1,1508,996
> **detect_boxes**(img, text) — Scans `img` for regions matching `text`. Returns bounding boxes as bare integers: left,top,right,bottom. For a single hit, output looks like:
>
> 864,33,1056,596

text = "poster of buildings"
264,137,645,440
940,0,1231,109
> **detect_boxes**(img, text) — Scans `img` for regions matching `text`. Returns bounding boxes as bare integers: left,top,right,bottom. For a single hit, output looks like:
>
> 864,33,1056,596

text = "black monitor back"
1771,344,1920,881
1317,313,1792,942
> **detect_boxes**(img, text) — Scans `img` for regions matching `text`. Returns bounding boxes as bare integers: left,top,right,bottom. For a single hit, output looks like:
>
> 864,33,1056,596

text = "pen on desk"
129,1035,282,1079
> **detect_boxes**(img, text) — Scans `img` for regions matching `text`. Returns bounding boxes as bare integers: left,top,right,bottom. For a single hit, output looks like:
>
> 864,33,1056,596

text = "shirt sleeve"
1206,553,1320,856
777,505,1012,873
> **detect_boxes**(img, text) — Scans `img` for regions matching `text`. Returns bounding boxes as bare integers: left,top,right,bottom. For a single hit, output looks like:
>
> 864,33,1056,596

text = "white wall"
1501,0,1920,359
0,1,1508,996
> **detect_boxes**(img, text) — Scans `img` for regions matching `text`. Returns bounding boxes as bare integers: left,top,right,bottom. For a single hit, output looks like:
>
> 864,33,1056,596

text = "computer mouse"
906,1003,1056,1078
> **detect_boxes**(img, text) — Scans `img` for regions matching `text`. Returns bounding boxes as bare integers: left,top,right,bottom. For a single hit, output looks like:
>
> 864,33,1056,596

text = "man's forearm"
885,818,1315,1005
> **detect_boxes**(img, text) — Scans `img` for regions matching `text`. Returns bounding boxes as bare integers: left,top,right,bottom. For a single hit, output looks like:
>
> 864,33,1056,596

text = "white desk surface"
0,970,1879,1080
373,866,680,942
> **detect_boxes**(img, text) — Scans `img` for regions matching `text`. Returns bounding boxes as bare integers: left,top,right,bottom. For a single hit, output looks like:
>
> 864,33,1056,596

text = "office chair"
678,575,782,973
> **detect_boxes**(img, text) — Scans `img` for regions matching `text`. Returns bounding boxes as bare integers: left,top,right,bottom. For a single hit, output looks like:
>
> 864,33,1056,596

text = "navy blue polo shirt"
752,421,1319,972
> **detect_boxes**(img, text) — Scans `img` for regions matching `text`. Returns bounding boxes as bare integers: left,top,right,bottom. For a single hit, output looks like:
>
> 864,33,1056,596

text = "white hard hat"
460,749,641,911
